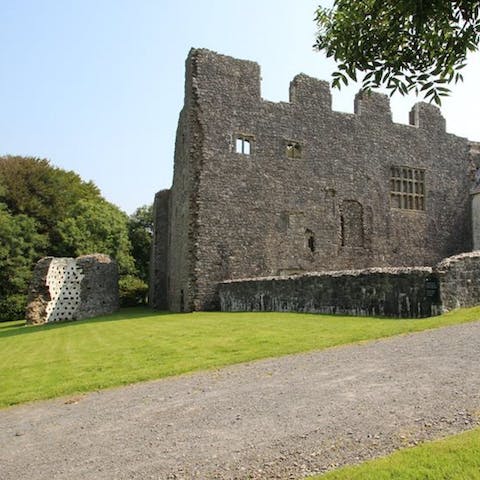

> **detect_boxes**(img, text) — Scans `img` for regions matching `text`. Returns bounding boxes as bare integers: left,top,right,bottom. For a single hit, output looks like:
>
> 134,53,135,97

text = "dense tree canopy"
315,1,480,104
0,156,146,320
128,204,153,283
0,205,46,321
57,198,135,274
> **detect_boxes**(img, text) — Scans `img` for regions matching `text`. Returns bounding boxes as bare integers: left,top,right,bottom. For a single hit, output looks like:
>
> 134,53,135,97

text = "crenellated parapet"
289,74,332,110
187,48,261,107
187,49,451,131
409,102,446,131
354,90,392,122
150,48,473,313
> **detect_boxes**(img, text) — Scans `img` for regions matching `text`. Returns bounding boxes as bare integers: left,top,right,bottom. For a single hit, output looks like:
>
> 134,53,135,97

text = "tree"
0,156,100,255
314,1,480,104
57,198,135,275
0,204,47,321
128,204,153,283
0,156,141,319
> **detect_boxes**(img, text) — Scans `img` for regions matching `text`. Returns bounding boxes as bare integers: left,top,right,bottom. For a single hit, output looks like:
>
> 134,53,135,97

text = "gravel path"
1,321,480,480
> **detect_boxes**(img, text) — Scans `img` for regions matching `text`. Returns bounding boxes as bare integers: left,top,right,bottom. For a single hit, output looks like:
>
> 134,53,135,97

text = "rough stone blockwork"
437,251,480,311
220,268,439,318
220,252,480,318
150,48,477,313
26,254,119,325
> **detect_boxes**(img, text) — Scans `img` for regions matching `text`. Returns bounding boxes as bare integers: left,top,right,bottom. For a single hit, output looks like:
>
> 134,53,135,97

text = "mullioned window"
390,166,425,211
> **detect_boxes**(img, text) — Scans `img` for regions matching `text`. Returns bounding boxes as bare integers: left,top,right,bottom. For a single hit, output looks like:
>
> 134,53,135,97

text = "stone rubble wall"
219,267,439,318
219,252,480,318
26,254,119,325
152,48,473,312
149,189,170,310
437,251,480,311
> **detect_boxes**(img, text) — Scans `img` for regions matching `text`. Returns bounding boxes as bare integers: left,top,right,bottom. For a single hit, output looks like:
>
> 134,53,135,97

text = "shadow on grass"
0,307,172,340
0,320,25,330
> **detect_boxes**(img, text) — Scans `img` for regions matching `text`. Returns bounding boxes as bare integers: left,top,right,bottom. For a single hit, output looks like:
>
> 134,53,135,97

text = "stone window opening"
235,136,252,155
340,200,365,247
390,166,425,211
305,229,315,253
285,141,302,159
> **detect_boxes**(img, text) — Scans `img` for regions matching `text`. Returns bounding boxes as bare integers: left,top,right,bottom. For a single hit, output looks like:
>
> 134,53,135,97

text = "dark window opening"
305,229,315,253
180,289,184,312
286,141,302,159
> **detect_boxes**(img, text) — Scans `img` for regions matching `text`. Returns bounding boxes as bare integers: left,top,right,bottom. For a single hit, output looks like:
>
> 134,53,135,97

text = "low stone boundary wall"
219,252,480,318
26,254,119,325
437,252,480,311
219,268,439,318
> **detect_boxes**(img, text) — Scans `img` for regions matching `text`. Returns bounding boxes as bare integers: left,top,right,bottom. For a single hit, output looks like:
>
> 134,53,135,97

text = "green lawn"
309,427,480,479
1,306,480,408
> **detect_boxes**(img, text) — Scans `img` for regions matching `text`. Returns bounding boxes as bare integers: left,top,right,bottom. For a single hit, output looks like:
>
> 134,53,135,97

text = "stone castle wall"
149,189,170,310
219,253,480,318
219,268,438,318
151,48,474,312
26,254,119,325
437,251,480,311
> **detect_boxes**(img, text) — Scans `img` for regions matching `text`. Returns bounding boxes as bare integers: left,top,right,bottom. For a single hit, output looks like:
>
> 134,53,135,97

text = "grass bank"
1,306,480,407
310,427,480,479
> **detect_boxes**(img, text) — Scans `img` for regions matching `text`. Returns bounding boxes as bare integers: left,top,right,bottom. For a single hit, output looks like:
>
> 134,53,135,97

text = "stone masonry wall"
149,189,170,309
26,254,119,325
437,251,480,311
219,252,480,317
219,267,439,318
154,48,473,312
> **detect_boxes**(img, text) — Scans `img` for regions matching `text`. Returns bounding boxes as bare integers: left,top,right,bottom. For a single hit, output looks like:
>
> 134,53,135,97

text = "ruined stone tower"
151,48,474,312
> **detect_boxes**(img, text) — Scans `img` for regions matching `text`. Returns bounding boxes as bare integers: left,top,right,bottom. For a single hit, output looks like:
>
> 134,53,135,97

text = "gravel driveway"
1,321,480,479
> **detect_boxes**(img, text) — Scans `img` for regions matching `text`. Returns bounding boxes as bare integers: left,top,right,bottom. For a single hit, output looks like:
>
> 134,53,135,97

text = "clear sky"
2,0,479,214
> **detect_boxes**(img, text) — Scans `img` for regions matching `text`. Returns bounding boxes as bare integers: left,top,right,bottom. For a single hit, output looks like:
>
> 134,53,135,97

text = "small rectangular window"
390,166,425,211
285,141,302,159
235,136,252,155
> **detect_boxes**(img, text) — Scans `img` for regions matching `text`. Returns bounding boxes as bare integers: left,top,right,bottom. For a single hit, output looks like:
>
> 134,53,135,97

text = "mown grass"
1,306,480,408
310,427,480,479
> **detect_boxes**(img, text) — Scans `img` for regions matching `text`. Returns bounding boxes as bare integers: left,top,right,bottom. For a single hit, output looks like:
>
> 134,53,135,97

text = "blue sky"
2,0,479,213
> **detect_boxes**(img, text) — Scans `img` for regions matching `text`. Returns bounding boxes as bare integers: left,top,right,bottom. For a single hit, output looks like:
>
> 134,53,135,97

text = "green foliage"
311,428,480,479
0,156,138,320
1,305,480,407
315,1,480,104
128,204,153,282
0,204,47,321
119,274,149,306
57,198,135,274
0,156,100,252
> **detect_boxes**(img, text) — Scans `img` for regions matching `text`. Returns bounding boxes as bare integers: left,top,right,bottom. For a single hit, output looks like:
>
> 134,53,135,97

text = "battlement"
187,48,447,131
150,48,472,313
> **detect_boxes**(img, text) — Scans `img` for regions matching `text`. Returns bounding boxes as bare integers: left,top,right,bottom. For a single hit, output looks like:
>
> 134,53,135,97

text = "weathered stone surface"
437,251,480,311
149,190,170,310
219,252,480,318
219,267,439,318
151,48,477,312
26,254,119,325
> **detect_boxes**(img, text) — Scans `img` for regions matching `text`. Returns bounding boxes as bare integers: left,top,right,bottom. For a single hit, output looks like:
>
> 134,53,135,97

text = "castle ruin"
26,254,119,325
150,48,480,316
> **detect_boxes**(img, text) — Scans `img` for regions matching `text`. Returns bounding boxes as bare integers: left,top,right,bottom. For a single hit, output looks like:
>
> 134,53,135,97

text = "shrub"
119,275,148,307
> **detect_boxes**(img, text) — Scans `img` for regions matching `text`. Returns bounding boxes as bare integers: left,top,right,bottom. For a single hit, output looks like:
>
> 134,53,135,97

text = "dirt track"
1,321,479,479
